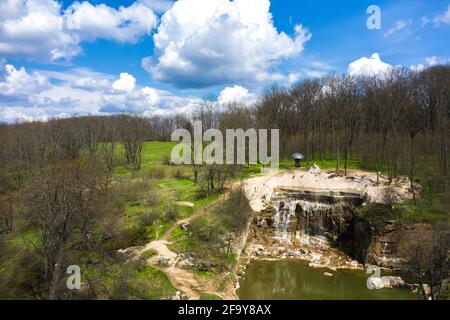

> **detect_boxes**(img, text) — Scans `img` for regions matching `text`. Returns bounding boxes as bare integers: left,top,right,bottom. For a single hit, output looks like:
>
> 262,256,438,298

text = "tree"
404,225,449,300
119,115,147,170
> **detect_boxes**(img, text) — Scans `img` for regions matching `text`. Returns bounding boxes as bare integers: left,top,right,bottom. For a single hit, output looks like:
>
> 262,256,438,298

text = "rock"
195,259,214,271
180,222,190,231
178,259,194,270
157,257,173,268
367,276,405,290
323,272,334,278
422,284,431,297
310,253,322,262
350,260,359,267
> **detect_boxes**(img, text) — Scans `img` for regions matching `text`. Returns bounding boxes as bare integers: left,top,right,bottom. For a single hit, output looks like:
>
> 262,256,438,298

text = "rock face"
249,188,430,269
244,167,426,271
365,222,432,268
250,190,369,263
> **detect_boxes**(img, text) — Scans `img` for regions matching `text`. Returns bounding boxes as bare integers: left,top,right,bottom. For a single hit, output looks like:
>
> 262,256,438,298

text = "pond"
237,260,419,300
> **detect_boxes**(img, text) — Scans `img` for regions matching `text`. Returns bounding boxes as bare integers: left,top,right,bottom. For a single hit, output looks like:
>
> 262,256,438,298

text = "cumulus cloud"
434,5,450,25
65,1,157,43
0,64,207,123
217,85,257,105
147,0,311,88
137,0,175,14
0,0,158,61
0,64,50,97
112,73,137,93
347,53,392,77
73,77,111,91
410,56,448,72
0,0,80,61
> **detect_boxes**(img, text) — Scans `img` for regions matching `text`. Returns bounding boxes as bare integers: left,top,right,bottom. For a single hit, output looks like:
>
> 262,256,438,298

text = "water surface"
238,260,418,300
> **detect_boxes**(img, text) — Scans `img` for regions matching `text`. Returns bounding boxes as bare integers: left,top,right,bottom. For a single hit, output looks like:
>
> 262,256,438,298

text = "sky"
1,0,450,122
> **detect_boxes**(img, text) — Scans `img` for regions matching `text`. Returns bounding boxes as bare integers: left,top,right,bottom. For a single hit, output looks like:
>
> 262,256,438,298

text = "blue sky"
1,0,449,122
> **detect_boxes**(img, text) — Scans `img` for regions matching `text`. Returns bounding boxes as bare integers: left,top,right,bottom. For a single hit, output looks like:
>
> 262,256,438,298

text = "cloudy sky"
1,0,450,122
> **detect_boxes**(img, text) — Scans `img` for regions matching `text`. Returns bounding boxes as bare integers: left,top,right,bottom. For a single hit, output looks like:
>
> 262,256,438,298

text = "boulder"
367,276,405,290
156,256,173,268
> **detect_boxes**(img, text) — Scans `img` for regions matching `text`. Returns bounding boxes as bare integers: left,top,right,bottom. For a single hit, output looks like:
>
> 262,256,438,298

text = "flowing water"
238,260,419,300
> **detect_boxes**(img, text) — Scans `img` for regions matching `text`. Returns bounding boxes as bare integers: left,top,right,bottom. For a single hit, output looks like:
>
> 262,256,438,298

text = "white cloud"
64,1,157,43
112,73,136,93
347,53,392,77
73,77,111,91
137,0,175,14
0,0,158,62
0,63,208,123
384,20,410,37
410,56,448,72
217,85,258,105
147,0,311,88
0,64,50,97
288,73,301,83
0,0,80,61
434,5,450,25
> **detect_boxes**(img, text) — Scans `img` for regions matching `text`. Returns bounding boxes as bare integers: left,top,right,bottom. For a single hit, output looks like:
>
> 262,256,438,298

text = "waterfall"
273,201,281,238
272,198,334,243
273,200,299,242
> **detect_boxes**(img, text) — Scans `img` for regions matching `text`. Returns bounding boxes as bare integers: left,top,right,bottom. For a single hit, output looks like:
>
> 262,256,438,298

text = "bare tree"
404,226,449,300
119,115,147,170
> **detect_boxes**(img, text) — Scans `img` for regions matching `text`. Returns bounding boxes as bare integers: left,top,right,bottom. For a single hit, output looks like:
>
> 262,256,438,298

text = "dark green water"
238,260,419,300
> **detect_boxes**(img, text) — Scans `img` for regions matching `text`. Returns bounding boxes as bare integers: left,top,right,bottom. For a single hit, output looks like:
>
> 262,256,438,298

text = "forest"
0,65,449,299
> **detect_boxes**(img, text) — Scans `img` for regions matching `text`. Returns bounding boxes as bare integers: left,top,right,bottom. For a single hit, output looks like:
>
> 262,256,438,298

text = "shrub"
161,154,171,166
144,190,161,207
217,187,252,232
163,204,179,222
139,209,159,226
171,166,185,180
189,217,221,243
150,166,166,179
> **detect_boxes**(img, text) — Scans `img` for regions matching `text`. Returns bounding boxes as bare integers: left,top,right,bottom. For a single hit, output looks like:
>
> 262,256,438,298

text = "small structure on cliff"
291,153,304,167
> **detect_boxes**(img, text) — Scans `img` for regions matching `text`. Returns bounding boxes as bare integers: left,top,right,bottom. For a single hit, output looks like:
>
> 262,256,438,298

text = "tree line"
0,64,449,299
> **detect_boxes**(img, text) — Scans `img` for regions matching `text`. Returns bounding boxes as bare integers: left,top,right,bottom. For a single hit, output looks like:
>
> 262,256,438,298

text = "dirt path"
121,190,230,300
121,175,274,300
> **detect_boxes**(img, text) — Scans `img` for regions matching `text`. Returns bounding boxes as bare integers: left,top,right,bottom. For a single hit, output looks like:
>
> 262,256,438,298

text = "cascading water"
272,197,334,243
273,200,300,242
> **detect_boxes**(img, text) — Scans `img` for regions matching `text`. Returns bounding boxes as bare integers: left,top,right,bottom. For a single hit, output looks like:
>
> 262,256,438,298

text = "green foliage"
217,187,252,232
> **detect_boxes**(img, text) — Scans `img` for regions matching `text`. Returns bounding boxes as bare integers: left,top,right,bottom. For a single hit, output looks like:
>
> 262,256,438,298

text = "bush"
144,190,161,207
163,204,179,222
161,154,172,166
189,217,221,243
150,166,166,179
139,209,159,226
217,187,252,232
171,166,185,180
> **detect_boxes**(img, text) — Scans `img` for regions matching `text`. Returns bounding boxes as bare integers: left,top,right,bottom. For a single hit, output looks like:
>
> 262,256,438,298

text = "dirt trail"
122,190,230,300
121,174,279,300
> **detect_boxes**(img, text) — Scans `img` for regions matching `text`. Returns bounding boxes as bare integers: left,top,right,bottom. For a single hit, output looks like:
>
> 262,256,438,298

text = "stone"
180,222,190,231
367,276,405,290
178,259,194,270
350,260,359,267
157,257,173,268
